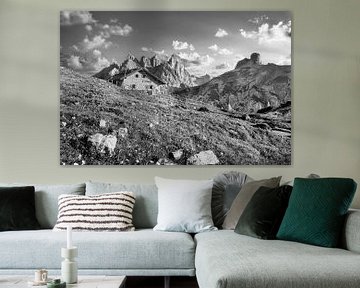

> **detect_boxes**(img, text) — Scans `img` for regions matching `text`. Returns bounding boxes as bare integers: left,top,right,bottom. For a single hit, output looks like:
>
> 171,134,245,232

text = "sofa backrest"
86,181,158,229
0,183,86,228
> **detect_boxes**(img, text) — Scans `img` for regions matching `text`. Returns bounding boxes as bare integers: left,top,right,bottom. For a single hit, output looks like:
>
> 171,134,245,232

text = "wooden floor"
126,276,199,288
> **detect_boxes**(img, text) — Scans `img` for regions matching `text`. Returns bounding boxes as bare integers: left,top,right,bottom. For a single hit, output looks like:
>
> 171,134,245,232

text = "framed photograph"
60,11,291,165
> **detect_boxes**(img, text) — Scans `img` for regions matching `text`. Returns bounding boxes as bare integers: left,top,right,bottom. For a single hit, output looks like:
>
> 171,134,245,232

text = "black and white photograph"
60,11,292,165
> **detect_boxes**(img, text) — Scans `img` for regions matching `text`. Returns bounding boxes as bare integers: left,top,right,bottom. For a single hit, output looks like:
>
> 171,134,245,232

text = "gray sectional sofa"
0,181,360,288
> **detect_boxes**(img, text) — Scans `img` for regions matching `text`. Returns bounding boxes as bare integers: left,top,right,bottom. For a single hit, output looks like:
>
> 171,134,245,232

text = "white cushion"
153,177,217,233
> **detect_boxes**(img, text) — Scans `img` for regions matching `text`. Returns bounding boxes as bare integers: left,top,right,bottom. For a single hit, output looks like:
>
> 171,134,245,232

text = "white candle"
67,225,72,249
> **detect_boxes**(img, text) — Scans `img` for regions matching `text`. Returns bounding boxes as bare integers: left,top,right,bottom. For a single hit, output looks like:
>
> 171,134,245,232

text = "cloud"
240,21,291,44
60,11,96,26
208,44,219,52
208,44,233,55
239,20,291,64
97,23,133,38
218,48,233,55
110,18,118,23
74,34,112,53
85,25,92,32
66,49,110,73
215,63,231,70
172,40,195,51
178,52,214,67
276,54,291,65
215,28,228,38
108,24,133,36
67,55,83,70
248,15,269,25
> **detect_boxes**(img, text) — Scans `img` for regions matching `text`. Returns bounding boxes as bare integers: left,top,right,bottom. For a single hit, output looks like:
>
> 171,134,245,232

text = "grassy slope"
60,67,291,165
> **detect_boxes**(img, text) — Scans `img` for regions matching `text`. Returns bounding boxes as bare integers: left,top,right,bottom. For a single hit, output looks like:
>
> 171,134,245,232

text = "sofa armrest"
342,209,360,253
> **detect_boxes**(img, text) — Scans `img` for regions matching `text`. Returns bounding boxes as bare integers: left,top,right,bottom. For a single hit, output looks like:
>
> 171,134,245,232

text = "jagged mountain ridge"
94,53,194,87
182,53,291,113
93,63,120,81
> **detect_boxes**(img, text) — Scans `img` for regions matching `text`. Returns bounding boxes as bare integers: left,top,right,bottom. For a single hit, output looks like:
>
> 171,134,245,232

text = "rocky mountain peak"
250,52,260,64
120,56,140,72
168,54,181,68
140,56,151,68
150,55,162,67
235,53,261,69
126,52,136,61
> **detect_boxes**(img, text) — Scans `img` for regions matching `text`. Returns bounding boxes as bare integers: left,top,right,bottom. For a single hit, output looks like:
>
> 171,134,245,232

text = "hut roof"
112,68,165,85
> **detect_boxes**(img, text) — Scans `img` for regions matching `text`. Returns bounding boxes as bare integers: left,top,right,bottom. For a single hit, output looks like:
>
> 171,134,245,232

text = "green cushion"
277,178,357,247
235,185,292,239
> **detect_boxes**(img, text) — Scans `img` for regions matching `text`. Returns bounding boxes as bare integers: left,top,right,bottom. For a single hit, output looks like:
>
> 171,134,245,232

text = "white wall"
0,0,359,207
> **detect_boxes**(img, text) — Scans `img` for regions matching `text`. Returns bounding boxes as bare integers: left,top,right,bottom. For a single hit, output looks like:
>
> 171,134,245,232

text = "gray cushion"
0,229,195,271
195,230,360,288
0,183,85,228
212,171,251,228
86,182,158,229
341,209,360,253
153,177,216,233
222,177,281,229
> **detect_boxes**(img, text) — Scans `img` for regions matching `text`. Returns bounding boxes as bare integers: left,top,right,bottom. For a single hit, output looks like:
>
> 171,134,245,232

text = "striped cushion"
53,192,136,232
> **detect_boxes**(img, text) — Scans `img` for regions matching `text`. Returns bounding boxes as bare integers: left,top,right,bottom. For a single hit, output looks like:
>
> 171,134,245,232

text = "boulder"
99,119,106,128
156,158,175,165
118,127,128,138
88,133,117,156
187,150,219,165
169,149,184,161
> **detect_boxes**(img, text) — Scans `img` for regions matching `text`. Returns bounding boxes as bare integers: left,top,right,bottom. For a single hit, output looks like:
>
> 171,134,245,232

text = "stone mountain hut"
111,68,165,95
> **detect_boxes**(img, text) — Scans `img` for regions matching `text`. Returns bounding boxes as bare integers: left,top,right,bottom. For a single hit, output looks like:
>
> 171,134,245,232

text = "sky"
60,11,291,77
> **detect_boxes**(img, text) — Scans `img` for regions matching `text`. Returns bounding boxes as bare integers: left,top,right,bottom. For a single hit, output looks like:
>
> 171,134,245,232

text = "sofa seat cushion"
195,230,360,288
0,229,195,270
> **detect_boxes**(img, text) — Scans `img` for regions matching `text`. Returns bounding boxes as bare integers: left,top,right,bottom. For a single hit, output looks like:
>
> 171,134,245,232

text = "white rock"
88,133,117,156
118,127,128,138
170,149,184,161
99,119,106,128
187,150,219,165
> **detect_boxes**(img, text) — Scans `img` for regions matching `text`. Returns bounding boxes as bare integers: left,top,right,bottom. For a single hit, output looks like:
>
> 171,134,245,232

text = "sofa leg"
164,276,170,288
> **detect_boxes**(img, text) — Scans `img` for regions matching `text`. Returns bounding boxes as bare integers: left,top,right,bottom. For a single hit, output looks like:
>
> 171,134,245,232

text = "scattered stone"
99,119,106,128
88,133,117,156
61,122,67,127
252,123,271,130
81,160,86,165
156,158,175,165
169,149,184,161
197,107,209,112
77,133,84,138
229,130,238,136
187,150,219,165
73,163,79,166
118,127,128,138
149,123,154,128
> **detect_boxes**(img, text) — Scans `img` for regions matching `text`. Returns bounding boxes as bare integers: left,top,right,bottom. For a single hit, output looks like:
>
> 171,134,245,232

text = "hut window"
135,74,139,78
150,85,153,89
142,74,146,78
132,84,136,89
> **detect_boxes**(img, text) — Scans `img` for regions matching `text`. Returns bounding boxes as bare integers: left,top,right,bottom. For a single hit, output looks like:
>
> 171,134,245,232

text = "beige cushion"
222,177,281,230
